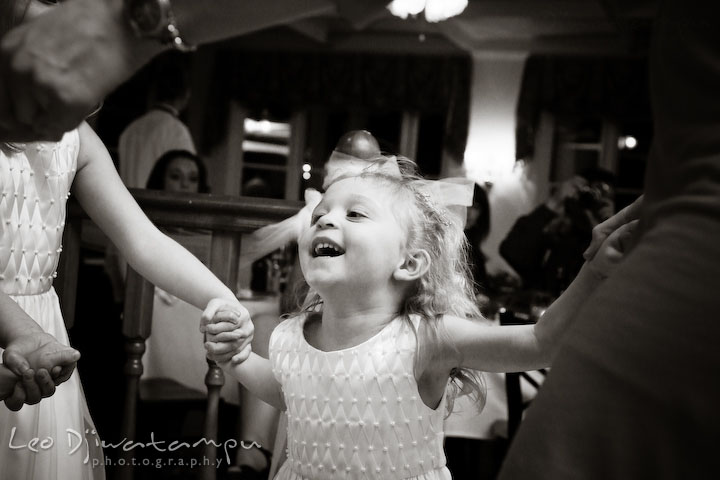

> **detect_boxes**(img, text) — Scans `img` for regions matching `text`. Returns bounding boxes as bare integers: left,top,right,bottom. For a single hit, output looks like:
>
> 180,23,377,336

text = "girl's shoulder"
269,313,307,345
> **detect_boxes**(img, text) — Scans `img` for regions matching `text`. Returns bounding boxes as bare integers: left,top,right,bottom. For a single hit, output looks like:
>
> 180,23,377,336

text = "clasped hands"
200,299,254,365
2,333,80,411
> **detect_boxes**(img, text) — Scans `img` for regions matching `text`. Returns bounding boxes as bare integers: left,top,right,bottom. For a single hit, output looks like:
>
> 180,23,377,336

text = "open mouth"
311,238,345,257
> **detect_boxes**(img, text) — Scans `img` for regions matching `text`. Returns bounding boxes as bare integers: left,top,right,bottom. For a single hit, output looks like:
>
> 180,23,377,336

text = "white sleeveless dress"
269,314,452,480
0,133,104,479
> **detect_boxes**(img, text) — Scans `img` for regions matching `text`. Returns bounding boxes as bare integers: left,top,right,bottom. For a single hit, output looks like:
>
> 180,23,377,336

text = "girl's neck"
308,279,406,349
313,299,400,351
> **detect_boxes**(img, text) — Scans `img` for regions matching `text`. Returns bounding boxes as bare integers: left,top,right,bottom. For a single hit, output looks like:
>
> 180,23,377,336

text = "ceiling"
218,0,658,57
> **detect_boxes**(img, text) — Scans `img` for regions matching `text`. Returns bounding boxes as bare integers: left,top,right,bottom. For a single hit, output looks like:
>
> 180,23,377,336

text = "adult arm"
0,0,333,142
0,291,44,348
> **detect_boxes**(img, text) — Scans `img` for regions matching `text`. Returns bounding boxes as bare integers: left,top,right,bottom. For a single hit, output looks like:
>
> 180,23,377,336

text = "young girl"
0,2,250,478
204,166,633,479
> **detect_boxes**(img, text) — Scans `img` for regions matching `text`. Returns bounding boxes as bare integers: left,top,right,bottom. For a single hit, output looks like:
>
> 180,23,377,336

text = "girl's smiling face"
299,176,409,295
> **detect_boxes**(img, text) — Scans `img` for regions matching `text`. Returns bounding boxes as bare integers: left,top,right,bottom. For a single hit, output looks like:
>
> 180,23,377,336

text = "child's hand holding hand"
2,333,81,410
3,332,81,383
200,299,254,365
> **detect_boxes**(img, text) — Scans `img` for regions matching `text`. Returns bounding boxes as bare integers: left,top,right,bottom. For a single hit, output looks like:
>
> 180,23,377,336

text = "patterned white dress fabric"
0,133,104,479
270,314,451,480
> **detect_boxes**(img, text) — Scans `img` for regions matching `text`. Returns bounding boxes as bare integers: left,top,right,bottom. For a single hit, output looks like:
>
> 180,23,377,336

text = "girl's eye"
310,213,324,225
347,211,366,219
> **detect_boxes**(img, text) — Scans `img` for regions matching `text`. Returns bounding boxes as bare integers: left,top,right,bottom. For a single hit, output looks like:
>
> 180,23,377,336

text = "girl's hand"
200,299,254,365
204,330,253,365
585,219,639,280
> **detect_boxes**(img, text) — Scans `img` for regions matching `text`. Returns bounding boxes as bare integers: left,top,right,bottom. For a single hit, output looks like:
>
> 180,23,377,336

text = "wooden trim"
399,111,420,160
286,110,307,201
61,190,301,480
67,190,303,233
600,119,620,174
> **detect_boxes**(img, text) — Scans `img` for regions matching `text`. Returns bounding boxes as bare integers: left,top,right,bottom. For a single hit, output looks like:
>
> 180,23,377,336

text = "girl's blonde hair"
298,158,486,413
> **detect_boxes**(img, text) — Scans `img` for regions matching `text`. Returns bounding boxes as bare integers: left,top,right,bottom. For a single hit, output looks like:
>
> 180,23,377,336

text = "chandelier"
387,0,468,23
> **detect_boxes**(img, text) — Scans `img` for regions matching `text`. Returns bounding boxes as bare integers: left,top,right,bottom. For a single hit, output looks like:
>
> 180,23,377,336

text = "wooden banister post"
201,232,241,480
118,267,155,480
53,191,301,480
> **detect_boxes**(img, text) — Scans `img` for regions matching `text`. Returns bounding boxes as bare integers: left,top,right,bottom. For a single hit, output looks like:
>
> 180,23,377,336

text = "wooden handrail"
58,189,302,480
66,188,303,232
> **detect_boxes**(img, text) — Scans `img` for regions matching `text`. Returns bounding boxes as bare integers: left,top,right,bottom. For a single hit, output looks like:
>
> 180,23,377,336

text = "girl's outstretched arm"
72,122,237,310
440,263,605,373
439,219,638,374
215,351,284,412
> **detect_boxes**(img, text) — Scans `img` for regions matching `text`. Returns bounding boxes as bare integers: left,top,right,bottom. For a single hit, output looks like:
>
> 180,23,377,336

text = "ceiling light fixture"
387,0,468,23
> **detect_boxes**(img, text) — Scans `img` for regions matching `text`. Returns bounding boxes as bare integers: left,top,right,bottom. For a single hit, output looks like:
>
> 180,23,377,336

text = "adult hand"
3,332,81,386
583,195,644,261
0,0,162,142
3,369,57,411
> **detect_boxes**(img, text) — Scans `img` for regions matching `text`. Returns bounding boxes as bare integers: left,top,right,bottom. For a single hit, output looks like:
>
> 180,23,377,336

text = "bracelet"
163,7,196,53
124,0,196,53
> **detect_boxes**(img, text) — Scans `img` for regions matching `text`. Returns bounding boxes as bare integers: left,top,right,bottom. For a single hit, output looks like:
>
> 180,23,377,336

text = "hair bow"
411,177,476,228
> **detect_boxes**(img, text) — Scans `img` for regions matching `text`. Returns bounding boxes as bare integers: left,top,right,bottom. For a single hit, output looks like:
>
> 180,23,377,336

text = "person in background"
146,149,209,193
118,53,196,189
465,182,491,293
499,168,616,299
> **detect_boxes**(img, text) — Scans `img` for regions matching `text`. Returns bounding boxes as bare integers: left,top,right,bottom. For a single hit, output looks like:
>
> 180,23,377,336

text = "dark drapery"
202,50,471,160
515,55,651,160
